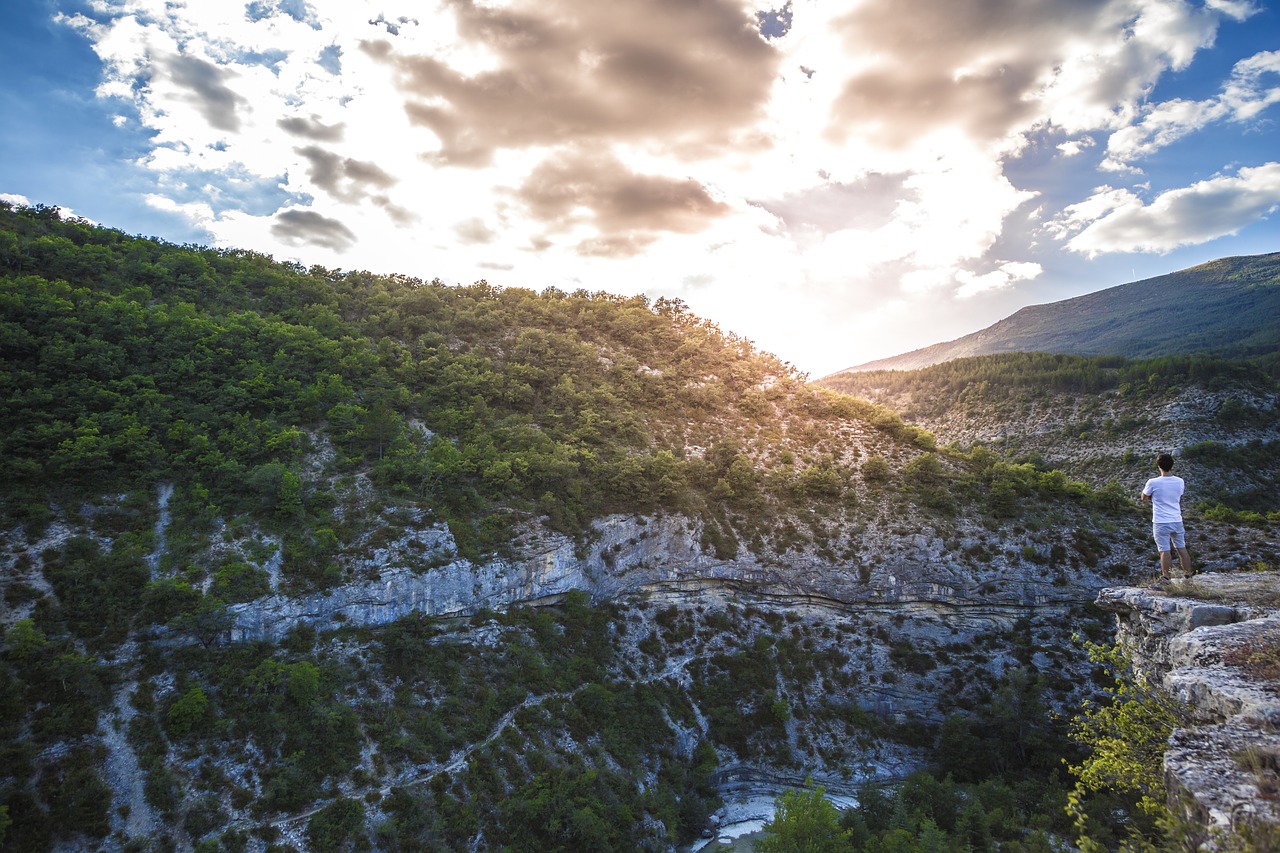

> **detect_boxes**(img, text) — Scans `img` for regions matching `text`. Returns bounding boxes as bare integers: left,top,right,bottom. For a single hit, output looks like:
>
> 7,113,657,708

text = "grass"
1232,745,1280,800
1223,641,1280,684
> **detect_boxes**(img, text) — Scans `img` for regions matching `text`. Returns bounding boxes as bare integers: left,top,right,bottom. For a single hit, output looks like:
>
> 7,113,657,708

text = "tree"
306,798,366,853
167,686,209,737
757,782,851,853
1066,642,1192,852
3,619,47,661
173,596,232,647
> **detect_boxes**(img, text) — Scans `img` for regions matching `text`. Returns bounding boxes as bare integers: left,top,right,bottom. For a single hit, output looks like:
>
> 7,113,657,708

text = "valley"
2,202,1279,851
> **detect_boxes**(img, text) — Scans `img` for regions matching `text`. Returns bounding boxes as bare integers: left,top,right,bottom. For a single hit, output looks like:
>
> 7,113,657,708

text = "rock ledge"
1097,573,1280,842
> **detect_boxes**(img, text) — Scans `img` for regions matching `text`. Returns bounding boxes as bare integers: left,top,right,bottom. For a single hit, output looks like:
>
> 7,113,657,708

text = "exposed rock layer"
229,513,1104,643
1097,573,1280,842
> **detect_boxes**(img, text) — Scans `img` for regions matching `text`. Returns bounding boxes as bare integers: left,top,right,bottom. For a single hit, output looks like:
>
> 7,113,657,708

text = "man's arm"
1141,492,1151,503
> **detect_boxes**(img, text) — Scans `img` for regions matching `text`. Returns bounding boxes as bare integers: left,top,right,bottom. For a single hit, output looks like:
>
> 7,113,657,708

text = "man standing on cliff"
1142,452,1193,586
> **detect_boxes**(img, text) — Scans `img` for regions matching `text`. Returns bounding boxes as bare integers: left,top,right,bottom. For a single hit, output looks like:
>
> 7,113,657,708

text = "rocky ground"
1097,572,1280,845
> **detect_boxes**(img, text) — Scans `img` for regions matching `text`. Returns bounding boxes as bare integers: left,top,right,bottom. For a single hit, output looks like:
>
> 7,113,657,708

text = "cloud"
294,145,396,202
271,208,358,250
955,260,1043,298
1053,162,1280,255
752,174,905,238
817,0,1244,158
164,53,248,133
1057,136,1097,157
455,217,497,244
1104,49,1280,168
368,0,778,166
514,147,730,256
277,115,345,141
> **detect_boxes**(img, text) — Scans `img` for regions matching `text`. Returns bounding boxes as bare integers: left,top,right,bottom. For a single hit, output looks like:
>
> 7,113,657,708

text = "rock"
228,512,1110,643
1096,572,1280,844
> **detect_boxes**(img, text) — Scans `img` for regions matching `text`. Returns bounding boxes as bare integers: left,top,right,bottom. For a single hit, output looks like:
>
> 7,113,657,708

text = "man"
1141,452,1192,585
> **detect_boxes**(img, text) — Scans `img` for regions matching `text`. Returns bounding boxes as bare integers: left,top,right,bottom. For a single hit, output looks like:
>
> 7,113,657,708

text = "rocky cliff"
227,510,1115,643
1097,573,1280,843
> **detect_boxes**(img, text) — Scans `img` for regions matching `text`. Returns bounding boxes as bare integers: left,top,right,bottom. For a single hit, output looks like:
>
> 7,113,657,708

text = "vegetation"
1065,642,1188,851
826,250,1280,371
0,200,959,566
824,351,1278,402
0,202,1242,851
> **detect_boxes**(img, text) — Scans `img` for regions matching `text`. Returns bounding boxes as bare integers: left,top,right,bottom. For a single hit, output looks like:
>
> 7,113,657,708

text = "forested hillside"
838,252,1280,372
819,352,1280,533
3,203,1272,852
0,200,817,557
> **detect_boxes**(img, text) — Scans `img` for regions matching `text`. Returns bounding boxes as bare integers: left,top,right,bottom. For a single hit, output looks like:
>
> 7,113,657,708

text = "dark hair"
1157,453,1174,473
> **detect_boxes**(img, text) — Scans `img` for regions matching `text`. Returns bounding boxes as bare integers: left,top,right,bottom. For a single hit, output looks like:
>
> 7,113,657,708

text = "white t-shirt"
1143,475,1185,524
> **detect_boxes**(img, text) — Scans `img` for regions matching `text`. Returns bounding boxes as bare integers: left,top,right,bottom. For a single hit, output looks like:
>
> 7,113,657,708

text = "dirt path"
265,651,701,843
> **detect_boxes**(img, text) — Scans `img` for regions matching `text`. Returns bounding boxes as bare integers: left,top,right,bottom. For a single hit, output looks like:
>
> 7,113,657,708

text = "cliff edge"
1097,573,1280,844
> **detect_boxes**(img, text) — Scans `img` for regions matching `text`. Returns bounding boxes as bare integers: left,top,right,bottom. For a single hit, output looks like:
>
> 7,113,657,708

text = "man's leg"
1176,546,1192,577
1159,549,1173,578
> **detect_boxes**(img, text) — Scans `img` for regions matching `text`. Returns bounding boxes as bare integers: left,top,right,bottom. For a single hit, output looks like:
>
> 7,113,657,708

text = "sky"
1,0,1277,376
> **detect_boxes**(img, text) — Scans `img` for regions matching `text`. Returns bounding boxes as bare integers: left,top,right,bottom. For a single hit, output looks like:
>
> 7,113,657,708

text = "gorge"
3,202,1279,851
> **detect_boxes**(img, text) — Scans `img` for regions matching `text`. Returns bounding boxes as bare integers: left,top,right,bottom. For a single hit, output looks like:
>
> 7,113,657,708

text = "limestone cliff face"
1097,574,1280,841
229,511,1119,643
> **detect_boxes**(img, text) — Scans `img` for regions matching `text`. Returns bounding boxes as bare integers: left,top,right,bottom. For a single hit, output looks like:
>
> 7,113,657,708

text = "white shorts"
1153,521,1186,551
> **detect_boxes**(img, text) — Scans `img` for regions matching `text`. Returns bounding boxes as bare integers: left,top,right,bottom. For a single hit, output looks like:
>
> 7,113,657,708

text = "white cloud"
1055,162,1280,256
1103,49,1280,168
49,0,1273,371
1057,136,1098,157
956,261,1044,299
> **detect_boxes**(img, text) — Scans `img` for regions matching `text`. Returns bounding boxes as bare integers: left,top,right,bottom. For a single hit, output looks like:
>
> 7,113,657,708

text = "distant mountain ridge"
832,252,1280,374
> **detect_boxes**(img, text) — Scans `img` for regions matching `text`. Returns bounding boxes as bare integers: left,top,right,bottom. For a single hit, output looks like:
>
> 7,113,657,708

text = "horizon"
2,0,1278,375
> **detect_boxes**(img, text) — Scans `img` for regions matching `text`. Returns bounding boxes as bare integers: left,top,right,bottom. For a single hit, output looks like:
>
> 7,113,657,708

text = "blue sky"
2,0,1277,375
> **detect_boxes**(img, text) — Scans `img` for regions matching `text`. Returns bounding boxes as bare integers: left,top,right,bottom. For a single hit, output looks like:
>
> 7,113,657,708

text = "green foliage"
3,619,46,661
861,456,892,484
498,765,639,851
814,769,1070,853
171,595,232,647
1183,439,1280,515
39,534,149,650
758,782,851,853
140,578,201,625
306,799,367,853
2,746,112,848
1066,641,1190,852
166,686,210,738
209,561,271,603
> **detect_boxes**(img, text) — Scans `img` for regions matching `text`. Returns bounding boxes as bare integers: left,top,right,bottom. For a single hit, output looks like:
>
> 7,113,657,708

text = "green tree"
306,798,366,853
758,782,851,853
1066,642,1191,852
172,596,232,647
167,686,210,738
3,618,47,661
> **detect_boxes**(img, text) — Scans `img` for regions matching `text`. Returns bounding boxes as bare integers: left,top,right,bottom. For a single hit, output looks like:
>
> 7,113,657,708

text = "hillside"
2,203,1278,852
817,351,1280,537
833,253,1280,373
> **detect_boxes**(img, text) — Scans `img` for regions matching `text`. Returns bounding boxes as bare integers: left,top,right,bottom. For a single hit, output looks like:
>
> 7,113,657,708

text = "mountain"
832,252,1280,374
816,350,1280,525
2,202,1277,852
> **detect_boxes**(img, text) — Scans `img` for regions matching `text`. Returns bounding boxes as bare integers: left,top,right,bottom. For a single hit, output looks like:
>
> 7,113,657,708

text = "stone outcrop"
229,512,1110,643
1097,573,1280,843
